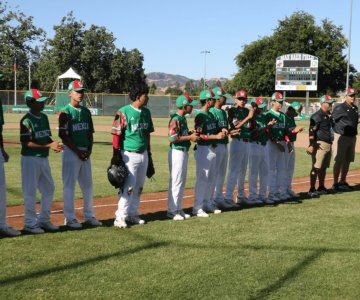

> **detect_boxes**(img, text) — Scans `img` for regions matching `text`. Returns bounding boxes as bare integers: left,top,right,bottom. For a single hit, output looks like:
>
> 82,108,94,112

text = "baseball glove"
146,152,155,179
107,156,129,190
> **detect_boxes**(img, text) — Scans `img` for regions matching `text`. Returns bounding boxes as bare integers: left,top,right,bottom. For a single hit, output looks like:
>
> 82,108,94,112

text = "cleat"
23,225,45,234
126,216,145,225
114,218,127,228
338,182,352,191
167,211,185,221
203,201,222,214
193,209,209,218
287,190,300,198
65,219,83,229
308,188,318,198
0,225,21,237
39,221,59,232
84,217,102,226
178,210,191,219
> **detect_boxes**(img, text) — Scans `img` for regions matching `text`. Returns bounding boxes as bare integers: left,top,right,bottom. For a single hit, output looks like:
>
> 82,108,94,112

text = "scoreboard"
275,53,318,91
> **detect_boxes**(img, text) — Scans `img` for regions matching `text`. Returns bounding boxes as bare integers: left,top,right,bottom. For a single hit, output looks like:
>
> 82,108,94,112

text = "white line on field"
6,173,360,219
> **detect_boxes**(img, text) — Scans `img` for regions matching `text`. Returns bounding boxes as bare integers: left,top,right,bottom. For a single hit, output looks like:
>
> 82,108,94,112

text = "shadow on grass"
0,240,167,286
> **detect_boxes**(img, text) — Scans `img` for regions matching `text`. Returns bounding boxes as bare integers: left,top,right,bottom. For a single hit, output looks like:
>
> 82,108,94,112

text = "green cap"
290,101,302,111
319,95,335,104
0,74,3,79
250,97,267,109
199,89,215,101
176,94,198,107
24,89,48,102
271,92,284,102
68,80,85,92
212,86,231,100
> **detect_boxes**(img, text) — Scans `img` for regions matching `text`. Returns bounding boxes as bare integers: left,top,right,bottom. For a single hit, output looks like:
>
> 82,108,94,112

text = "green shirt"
58,104,94,148
194,110,218,146
209,107,229,144
286,115,297,142
265,109,288,141
168,113,191,150
20,112,52,157
112,104,154,152
250,113,269,144
228,106,251,139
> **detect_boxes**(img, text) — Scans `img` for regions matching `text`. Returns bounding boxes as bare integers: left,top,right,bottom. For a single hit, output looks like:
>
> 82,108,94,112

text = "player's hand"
275,142,285,152
306,145,314,155
50,141,63,153
221,128,228,136
216,131,225,139
77,150,89,161
189,132,200,142
293,126,304,134
247,107,255,119
267,118,277,126
1,150,9,162
229,128,240,135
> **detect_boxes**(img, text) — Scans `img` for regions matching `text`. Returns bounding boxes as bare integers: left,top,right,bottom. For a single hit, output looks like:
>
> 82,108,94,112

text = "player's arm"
169,119,199,143
195,114,224,141
306,117,319,154
111,110,127,164
87,114,94,155
235,107,254,129
0,126,9,162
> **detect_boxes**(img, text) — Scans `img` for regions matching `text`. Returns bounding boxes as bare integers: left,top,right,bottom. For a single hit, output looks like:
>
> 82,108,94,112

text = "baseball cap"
250,97,267,109
68,80,85,92
0,74,3,79
290,101,302,112
199,89,215,101
271,92,284,102
236,90,247,99
319,95,335,104
176,94,198,107
346,88,356,96
24,89,48,102
212,86,231,100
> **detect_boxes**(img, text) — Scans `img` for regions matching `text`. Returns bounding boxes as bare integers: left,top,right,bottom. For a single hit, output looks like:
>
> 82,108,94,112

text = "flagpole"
14,57,17,106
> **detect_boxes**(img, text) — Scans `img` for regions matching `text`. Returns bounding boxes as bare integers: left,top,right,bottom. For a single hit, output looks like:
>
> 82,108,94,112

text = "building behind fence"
0,90,358,118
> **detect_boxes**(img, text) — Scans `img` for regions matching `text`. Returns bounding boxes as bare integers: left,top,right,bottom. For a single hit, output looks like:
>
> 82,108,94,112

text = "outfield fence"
0,90,358,118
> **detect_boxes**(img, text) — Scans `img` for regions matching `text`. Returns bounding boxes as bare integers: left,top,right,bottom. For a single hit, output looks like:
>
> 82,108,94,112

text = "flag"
13,62,17,72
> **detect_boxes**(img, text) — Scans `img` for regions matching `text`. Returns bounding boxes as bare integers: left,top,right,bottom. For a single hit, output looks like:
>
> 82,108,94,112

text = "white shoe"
203,202,222,214
126,216,145,225
287,190,300,198
178,210,191,219
23,225,45,234
193,209,209,218
84,217,102,226
39,221,60,231
0,225,21,237
65,219,83,229
114,218,127,228
167,211,185,221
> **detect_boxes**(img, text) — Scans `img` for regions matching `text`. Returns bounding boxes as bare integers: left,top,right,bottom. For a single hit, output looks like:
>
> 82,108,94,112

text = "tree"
0,0,45,90
165,82,182,95
229,11,356,96
148,83,157,94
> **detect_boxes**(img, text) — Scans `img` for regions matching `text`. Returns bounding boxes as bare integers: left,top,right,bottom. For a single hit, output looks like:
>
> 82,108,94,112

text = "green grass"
3,125,360,206
0,191,360,299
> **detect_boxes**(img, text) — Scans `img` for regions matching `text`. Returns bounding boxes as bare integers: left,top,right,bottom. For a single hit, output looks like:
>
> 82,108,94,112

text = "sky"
8,0,360,80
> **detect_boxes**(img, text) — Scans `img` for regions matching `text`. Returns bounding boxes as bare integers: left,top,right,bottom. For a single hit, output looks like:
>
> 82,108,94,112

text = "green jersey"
168,113,191,150
20,112,52,157
286,115,297,142
228,106,251,139
194,110,218,146
265,109,288,141
58,104,94,148
209,107,229,144
112,104,154,152
250,113,269,144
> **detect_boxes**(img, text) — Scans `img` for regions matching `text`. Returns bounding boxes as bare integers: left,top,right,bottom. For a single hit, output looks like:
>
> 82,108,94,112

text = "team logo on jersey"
72,122,89,131
35,129,51,138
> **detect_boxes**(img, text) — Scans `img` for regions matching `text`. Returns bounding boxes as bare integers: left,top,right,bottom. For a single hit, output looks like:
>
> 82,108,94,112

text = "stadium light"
200,50,210,89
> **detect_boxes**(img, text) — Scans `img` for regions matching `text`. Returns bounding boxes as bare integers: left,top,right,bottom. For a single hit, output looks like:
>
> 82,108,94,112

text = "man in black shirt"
307,95,335,196
332,88,359,191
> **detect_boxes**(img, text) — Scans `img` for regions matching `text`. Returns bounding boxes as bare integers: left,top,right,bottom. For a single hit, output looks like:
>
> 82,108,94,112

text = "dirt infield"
5,170,360,229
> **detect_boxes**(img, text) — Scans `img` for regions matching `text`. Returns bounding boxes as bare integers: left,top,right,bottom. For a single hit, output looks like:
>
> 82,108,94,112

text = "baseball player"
112,85,154,228
284,102,304,199
0,73,21,237
224,90,254,206
248,97,275,205
167,94,199,221
20,89,63,234
58,80,102,229
307,95,335,196
209,86,235,209
193,89,226,217
265,92,290,202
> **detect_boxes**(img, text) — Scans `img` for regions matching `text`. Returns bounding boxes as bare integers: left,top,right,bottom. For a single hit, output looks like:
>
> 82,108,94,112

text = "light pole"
200,50,210,89
346,0,353,90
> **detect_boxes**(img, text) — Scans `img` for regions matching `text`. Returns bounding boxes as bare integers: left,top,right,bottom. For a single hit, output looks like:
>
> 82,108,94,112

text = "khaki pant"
312,141,332,169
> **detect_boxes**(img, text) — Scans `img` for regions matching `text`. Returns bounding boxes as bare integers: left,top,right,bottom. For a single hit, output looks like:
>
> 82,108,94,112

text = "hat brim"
236,97,247,100
321,100,335,104
26,96,48,103
272,99,284,102
189,99,198,106
71,87,86,92
258,103,267,109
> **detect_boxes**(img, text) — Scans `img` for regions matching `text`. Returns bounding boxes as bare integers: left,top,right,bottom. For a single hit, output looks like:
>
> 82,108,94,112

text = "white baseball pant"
168,148,189,213
225,139,249,200
115,150,148,220
62,146,95,223
248,142,268,200
284,141,295,191
267,141,287,197
212,144,228,202
193,145,217,213
0,152,7,228
21,156,55,227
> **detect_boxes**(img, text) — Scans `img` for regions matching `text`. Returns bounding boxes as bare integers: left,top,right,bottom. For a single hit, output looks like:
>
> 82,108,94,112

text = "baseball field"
1,114,360,299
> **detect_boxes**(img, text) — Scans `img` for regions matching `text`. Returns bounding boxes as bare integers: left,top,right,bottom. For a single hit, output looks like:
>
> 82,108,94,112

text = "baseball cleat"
114,218,127,228
178,210,191,219
84,217,102,227
0,225,21,237
215,199,234,209
338,182,352,191
39,221,60,231
287,190,300,198
268,193,281,203
65,219,83,229
203,201,222,214
126,216,145,225
237,197,254,206
167,211,185,221
308,188,318,198
316,186,330,195
193,209,209,218
23,225,45,234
